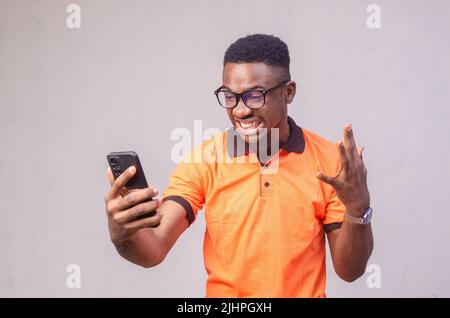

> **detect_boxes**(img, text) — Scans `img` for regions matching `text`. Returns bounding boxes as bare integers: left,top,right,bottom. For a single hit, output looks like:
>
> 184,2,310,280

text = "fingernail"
129,166,136,173
153,188,159,195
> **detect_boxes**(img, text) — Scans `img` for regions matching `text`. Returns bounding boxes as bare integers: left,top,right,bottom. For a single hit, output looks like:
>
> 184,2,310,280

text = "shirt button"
264,182,270,188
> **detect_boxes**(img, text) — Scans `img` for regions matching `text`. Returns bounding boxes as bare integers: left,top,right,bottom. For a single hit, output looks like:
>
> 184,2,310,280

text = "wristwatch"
345,207,373,225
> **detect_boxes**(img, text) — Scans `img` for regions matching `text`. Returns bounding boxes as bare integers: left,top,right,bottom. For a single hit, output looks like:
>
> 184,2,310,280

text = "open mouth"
235,118,264,136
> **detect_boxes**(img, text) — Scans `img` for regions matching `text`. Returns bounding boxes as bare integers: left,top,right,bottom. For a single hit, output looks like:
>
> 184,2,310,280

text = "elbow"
140,257,164,268
140,248,167,268
337,270,365,283
335,264,366,282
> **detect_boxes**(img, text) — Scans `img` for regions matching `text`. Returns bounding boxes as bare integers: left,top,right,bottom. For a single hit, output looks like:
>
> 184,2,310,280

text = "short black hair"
223,33,291,81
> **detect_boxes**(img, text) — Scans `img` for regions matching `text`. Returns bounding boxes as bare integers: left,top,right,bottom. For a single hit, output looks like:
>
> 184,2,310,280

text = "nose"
232,97,252,118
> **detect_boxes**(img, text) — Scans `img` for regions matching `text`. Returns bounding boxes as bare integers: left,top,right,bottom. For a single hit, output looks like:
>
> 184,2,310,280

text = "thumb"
316,171,336,186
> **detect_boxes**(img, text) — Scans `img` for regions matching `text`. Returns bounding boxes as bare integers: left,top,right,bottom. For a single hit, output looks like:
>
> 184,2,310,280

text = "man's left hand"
316,124,370,217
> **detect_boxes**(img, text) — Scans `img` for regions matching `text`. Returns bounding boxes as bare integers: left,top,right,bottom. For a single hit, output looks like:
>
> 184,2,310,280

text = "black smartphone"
107,151,148,190
107,151,158,224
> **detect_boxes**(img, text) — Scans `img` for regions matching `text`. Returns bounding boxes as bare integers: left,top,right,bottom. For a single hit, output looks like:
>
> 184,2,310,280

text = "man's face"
222,62,295,145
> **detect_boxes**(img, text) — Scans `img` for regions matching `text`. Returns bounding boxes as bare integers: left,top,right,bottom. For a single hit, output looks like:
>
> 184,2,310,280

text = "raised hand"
316,125,370,216
104,166,162,243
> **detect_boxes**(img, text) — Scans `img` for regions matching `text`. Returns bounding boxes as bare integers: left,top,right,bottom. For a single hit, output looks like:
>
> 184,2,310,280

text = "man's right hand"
104,166,163,244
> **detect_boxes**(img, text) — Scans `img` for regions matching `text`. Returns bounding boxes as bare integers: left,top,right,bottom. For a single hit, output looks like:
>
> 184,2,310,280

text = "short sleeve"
162,148,207,225
323,188,345,232
322,142,346,232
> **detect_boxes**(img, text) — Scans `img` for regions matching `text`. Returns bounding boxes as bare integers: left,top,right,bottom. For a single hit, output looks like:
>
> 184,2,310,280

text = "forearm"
332,215,374,282
114,228,167,268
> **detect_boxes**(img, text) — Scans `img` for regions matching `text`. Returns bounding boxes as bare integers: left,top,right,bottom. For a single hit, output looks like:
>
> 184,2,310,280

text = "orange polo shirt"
162,116,345,298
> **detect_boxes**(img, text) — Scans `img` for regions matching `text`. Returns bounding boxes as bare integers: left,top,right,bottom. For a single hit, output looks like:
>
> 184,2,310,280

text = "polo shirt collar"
226,116,305,158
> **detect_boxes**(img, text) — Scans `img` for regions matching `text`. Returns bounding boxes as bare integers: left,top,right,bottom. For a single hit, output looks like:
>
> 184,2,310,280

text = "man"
104,34,373,297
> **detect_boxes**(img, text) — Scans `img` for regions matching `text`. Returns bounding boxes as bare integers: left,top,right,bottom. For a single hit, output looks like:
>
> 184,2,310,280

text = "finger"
107,167,114,186
357,147,368,177
113,199,160,224
358,147,365,160
106,188,152,216
343,124,358,158
119,187,128,197
121,186,146,198
114,187,159,212
338,140,349,167
316,171,338,187
108,166,136,200
123,207,163,230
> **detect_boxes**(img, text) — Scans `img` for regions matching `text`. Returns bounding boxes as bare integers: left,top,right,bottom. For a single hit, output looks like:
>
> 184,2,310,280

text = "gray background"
1,0,449,297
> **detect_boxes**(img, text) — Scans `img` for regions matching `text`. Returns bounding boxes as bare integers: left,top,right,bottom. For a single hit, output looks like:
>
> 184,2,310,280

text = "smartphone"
107,151,158,225
107,151,148,190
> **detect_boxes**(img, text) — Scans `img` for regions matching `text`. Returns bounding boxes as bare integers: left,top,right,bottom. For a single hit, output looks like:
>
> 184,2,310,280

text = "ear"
285,81,296,104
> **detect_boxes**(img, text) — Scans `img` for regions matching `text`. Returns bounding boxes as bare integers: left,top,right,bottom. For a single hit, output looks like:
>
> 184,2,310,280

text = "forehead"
222,62,276,91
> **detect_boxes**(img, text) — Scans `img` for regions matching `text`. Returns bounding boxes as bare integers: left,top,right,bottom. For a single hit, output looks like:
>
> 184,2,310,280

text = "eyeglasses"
214,80,289,109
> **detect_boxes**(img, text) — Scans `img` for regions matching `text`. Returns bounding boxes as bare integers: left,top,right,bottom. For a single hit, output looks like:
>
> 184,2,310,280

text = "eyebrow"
220,84,267,92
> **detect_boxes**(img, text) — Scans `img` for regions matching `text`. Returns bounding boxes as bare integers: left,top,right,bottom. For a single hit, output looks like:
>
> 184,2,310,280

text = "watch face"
363,208,373,224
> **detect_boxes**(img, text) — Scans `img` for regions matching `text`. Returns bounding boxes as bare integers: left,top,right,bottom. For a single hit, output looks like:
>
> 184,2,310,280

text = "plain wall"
1,0,449,297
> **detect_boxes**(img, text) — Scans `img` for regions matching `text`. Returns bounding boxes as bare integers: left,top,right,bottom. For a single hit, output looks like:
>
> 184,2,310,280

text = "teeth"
240,121,259,129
